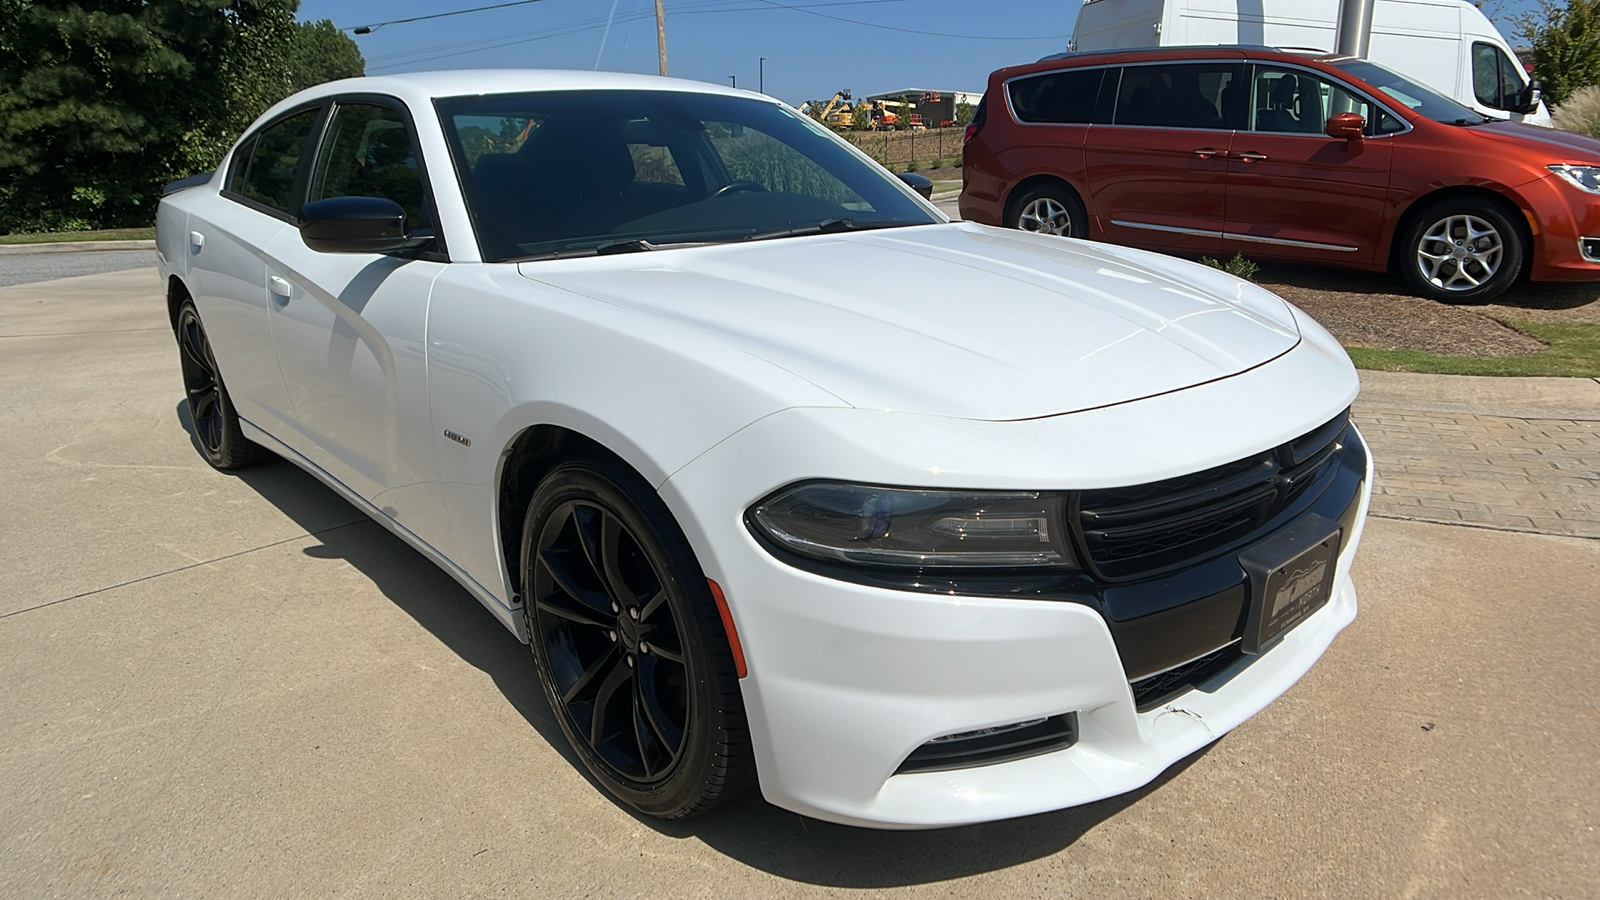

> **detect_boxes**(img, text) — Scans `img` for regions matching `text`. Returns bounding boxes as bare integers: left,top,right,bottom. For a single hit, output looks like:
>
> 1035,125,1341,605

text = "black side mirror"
299,196,430,254
1516,79,1544,115
897,171,934,200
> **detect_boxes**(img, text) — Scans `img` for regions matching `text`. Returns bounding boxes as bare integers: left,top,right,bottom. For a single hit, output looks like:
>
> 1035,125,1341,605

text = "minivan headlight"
1549,164,1600,194
748,482,1077,568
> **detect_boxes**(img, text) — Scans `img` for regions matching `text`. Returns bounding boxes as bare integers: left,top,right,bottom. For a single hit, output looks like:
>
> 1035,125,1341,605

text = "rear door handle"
269,275,293,299
1192,147,1223,159
1235,151,1268,163
188,230,204,251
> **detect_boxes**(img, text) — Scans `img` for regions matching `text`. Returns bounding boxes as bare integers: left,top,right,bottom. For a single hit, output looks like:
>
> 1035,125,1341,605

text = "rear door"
1085,60,1244,252
1222,64,1395,265
186,105,324,435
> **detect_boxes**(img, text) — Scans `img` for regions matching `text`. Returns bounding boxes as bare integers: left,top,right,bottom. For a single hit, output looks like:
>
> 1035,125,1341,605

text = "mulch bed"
1254,262,1600,357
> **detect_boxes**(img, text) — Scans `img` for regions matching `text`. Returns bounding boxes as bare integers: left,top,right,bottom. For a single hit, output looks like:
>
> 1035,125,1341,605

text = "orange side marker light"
707,578,748,678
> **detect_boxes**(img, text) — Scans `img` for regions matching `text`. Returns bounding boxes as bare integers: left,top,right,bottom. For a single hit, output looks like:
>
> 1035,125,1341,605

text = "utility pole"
1334,0,1374,58
655,0,668,76
729,75,737,88
759,57,766,94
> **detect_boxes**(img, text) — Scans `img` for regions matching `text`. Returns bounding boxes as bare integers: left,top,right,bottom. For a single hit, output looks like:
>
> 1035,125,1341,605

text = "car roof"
248,69,771,129
997,45,1351,82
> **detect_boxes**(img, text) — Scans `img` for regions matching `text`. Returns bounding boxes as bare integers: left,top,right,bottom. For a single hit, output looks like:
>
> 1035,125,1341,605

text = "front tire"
1400,199,1524,303
520,456,754,819
173,299,271,471
1008,183,1088,238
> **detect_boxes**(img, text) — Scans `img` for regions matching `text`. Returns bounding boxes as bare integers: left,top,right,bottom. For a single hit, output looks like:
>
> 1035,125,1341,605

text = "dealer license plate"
1238,515,1342,655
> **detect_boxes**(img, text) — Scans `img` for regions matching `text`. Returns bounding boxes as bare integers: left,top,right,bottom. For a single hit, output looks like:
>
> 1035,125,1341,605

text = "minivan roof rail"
1035,44,1330,63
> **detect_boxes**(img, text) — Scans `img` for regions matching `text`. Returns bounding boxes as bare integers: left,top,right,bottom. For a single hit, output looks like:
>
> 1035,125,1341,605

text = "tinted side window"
226,137,257,194
1472,42,1522,109
238,109,320,214
1008,69,1105,123
1249,66,1374,134
1112,63,1239,129
308,103,429,228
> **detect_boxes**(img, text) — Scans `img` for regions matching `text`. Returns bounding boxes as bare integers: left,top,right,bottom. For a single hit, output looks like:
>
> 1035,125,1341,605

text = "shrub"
1199,252,1261,282
1552,84,1600,137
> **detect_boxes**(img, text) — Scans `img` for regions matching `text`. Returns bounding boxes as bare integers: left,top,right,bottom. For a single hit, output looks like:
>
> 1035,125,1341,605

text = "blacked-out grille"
1075,411,1349,580
1130,642,1243,711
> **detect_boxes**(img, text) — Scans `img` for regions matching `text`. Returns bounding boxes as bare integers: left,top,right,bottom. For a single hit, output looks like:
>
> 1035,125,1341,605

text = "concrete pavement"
1,267,1596,897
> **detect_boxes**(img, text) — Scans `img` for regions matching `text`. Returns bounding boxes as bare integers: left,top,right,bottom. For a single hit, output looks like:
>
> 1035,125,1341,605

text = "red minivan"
960,46,1600,302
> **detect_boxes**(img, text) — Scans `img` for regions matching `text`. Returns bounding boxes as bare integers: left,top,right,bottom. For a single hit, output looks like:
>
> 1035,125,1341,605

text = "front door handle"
1193,147,1223,159
269,275,293,299
188,231,204,252
1235,151,1268,163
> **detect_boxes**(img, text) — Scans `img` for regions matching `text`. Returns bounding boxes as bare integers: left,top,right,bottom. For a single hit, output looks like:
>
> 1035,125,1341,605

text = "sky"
296,0,1547,107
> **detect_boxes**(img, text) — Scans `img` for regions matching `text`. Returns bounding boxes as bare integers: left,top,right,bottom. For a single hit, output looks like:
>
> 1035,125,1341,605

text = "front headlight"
1549,164,1600,194
748,482,1078,569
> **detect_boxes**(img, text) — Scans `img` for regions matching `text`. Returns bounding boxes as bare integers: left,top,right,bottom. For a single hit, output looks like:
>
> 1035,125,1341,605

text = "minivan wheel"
1009,185,1087,238
1401,200,1524,303
520,456,754,819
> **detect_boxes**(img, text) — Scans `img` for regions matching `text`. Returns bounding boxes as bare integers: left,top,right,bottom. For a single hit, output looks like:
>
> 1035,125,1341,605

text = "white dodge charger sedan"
155,70,1371,829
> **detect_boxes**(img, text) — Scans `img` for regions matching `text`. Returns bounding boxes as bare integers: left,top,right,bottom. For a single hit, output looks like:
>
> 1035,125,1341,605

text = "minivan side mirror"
299,196,430,254
897,171,934,199
1515,79,1544,115
1326,112,1366,143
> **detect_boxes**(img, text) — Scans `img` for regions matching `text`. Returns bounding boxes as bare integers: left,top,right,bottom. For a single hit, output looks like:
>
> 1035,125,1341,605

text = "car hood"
517,222,1301,421
1473,119,1600,159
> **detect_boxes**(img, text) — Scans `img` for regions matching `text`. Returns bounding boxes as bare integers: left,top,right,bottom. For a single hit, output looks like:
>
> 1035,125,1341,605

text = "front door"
1085,61,1244,252
1223,65,1395,265
264,98,451,548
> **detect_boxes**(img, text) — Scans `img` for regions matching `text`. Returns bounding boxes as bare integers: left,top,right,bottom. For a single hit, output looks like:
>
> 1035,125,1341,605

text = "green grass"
0,227,154,245
1347,321,1600,377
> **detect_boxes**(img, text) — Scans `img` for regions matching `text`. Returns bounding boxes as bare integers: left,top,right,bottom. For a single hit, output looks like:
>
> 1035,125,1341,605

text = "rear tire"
173,299,271,471
520,455,754,819
1007,184,1088,239
1399,198,1524,303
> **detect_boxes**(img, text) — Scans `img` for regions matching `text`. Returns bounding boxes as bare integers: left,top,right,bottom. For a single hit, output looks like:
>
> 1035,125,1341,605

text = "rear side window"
1112,63,1241,129
1472,42,1524,110
1008,69,1105,123
236,109,320,214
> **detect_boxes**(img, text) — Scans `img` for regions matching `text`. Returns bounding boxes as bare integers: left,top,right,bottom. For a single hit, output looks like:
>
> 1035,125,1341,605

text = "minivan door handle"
1192,147,1223,159
1235,151,1268,163
268,275,293,300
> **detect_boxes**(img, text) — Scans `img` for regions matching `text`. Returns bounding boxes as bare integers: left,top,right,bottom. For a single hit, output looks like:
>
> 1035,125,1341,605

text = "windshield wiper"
743,217,917,243
1450,116,1495,126
594,238,659,254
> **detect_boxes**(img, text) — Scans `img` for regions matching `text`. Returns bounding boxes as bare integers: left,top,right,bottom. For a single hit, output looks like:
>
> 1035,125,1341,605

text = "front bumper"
1521,173,1600,281
660,336,1370,828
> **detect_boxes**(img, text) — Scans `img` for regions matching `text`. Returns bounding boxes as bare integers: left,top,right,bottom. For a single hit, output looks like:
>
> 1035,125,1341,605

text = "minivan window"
1249,66,1373,134
1008,69,1105,124
1331,58,1484,124
1472,42,1524,110
1111,63,1241,129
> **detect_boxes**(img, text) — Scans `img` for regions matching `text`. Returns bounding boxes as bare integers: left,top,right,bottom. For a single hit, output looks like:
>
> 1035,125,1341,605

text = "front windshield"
1330,58,1485,124
435,89,939,262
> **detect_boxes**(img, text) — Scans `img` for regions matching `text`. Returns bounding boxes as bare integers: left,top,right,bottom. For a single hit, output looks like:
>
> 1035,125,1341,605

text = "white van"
1069,0,1550,125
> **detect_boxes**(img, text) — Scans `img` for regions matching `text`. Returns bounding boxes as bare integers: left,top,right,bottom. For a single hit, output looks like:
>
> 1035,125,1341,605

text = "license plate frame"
1239,514,1342,655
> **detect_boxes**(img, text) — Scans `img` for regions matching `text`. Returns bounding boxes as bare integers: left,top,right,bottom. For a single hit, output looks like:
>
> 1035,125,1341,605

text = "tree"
289,19,364,93
1515,0,1600,106
0,1,362,234
955,99,975,127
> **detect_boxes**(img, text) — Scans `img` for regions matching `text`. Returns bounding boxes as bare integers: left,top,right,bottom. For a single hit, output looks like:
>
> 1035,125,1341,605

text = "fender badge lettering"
444,430,471,447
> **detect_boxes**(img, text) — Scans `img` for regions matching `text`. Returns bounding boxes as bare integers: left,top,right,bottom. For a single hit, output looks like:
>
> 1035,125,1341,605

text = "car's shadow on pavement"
183,403,1217,886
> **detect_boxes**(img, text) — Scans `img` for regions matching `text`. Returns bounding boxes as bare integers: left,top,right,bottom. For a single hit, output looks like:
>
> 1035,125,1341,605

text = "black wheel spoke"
562,644,619,704
598,511,638,605
534,595,610,630
537,545,613,616
648,643,685,665
638,589,668,623
588,657,633,747
635,664,683,762
631,688,656,779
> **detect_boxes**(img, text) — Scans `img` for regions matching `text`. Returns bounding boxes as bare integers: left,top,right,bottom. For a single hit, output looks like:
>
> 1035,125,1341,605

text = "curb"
929,189,961,202
0,240,156,256
1356,369,1600,420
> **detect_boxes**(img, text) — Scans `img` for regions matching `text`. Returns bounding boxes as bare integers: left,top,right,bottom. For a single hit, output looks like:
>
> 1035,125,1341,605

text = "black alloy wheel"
522,457,753,818
174,300,270,471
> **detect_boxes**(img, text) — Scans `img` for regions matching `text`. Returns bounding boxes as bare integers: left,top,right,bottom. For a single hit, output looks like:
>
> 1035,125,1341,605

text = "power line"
348,0,552,35
752,0,1073,40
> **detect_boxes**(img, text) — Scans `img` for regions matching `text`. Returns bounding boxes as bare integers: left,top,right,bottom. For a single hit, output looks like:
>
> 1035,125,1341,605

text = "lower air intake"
895,713,1078,774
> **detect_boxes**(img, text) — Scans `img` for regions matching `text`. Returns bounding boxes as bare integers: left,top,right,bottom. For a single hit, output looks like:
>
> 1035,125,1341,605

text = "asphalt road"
2,267,1596,897
0,249,159,287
